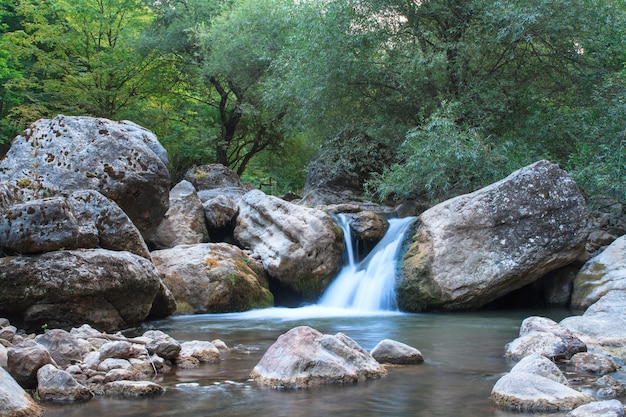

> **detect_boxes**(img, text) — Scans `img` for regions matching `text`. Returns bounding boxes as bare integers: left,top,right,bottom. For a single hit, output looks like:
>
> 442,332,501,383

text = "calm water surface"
41,307,615,417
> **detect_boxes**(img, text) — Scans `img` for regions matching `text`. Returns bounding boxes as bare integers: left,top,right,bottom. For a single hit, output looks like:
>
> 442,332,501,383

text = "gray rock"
567,399,626,417
179,341,220,363
509,354,569,385
398,160,589,311
234,190,344,296
183,164,243,190
561,290,626,361
97,358,132,372
36,364,93,402
149,180,209,249
7,339,54,389
0,115,170,238
342,211,389,243
142,330,181,361
102,380,164,398
250,326,387,388
152,243,273,314
0,365,43,416
571,236,626,309
505,316,586,360
591,375,625,398
34,329,90,369
203,194,240,230
570,352,619,375
370,339,424,365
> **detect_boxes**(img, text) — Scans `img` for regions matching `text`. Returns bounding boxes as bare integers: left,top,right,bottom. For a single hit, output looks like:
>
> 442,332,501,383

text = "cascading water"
318,214,416,312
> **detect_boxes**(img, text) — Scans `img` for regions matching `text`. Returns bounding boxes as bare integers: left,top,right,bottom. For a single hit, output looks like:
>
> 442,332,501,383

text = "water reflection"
42,308,603,417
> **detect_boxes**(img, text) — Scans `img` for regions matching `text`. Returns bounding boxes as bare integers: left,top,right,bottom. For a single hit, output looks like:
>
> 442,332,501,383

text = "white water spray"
318,214,416,312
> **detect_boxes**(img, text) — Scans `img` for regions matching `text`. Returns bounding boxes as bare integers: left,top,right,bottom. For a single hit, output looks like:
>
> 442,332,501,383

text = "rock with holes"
149,180,209,249
234,190,344,297
152,243,273,314
0,115,170,238
250,326,387,388
398,160,589,311
0,249,169,332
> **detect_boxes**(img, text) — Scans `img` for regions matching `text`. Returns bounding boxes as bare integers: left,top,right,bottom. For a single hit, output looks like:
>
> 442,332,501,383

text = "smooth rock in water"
0,365,43,416
591,375,625,398
152,243,273,314
398,160,589,311
567,399,626,417
0,249,167,332
370,339,424,365
34,329,90,369
0,115,170,238
505,316,586,360
571,236,626,309
561,290,626,361
36,364,93,403
570,352,619,375
149,180,209,249
491,371,593,412
142,330,181,361
234,190,344,296
250,326,387,389
179,341,220,363
102,380,164,398
509,354,569,385
7,339,54,389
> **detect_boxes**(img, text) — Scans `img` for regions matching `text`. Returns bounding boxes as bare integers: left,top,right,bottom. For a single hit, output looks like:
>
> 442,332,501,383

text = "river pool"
41,306,624,417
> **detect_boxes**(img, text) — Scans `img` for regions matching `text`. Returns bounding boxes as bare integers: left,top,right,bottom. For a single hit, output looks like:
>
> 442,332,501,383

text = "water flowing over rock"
505,316,586,360
0,115,170,238
151,243,273,314
0,365,43,416
0,249,166,332
398,160,589,311
491,353,593,412
561,290,626,361
571,235,626,310
234,190,344,296
250,326,387,388
149,180,209,249
102,380,164,398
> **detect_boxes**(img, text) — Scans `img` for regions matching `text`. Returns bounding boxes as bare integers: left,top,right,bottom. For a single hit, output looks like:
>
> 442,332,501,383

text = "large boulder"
571,235,626,310
250,326,387,388
34,329,90,369
398,160,589,311
0,366,43,416
491,353,593,412
0,115,170,238
183,164,243,191
234,190,344,296
505,316,586,360
149,180,209,249
561,290,626,361
0,249,169,332
0,189,150,258
151,243,274,314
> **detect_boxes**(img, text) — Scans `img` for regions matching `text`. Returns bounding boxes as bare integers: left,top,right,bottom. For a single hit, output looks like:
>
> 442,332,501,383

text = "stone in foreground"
566,399,626,417
250,326,387,388
0,366,43,416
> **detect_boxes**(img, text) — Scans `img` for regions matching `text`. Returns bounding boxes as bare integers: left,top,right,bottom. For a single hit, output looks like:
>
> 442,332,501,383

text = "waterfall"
318,214,416,311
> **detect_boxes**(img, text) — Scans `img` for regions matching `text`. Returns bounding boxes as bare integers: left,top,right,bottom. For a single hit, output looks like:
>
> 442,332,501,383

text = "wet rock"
0,365,43,416
37,364,93,403
179,341,220,363
250,326,387,389
34,329,90,369
398,160,589,311
234,190,344,296
370,339,424,365
152,243,273,314
571,235,626,309
102,380,164,398
505,316,586,360
561,291,626,361
342,211,389,243
591,375,625,398
491,354,594,412
0,249,166,333
142,330,181,361
567,399,626,417
570,352,619,375
0,115,170,238
149,180,209,249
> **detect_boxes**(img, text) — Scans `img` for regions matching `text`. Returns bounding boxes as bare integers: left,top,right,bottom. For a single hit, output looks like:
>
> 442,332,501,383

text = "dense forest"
0,0,624,205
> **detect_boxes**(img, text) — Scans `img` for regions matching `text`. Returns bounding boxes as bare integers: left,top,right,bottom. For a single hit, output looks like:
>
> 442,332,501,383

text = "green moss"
17,178,32,188
174,301,195,315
